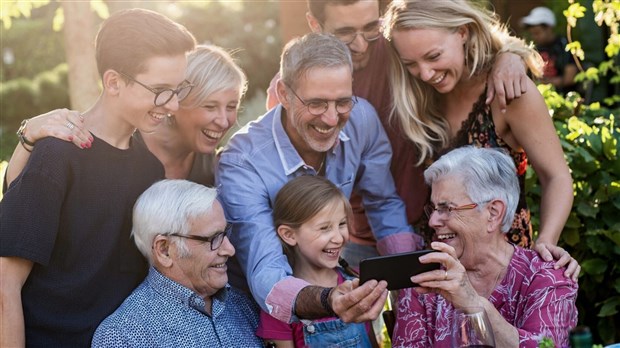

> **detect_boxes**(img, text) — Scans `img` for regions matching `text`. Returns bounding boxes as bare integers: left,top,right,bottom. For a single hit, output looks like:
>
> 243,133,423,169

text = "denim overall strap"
302,318,372,348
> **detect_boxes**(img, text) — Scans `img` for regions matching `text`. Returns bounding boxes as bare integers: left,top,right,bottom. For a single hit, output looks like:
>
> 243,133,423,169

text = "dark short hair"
95,8,196,78
307,0,364,23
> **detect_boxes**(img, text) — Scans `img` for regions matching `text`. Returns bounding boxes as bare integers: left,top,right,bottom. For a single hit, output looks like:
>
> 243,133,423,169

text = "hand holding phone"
359,250,441,290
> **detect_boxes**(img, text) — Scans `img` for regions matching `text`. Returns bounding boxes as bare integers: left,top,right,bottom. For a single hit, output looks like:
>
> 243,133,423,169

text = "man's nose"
348,33,369,54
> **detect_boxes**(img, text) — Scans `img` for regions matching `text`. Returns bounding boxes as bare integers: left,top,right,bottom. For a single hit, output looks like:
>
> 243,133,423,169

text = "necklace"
317,158,325,174
316,153,326,175
483,243,511,298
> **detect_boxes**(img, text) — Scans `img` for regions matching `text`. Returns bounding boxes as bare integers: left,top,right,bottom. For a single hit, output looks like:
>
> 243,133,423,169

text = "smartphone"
359,250,441,290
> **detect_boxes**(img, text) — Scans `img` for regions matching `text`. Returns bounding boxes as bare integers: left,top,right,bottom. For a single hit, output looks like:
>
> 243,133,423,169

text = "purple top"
392,247,578,348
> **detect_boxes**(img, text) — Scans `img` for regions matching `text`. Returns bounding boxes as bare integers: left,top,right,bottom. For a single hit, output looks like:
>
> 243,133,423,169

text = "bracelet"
320,287,336,317
17,119,36,149
19,140,33,152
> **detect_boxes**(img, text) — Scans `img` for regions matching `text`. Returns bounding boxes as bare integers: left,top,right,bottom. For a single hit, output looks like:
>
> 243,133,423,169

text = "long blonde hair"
383,0,542,164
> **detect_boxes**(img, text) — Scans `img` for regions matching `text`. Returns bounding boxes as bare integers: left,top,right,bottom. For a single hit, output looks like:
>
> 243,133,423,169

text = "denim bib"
302,318,372,347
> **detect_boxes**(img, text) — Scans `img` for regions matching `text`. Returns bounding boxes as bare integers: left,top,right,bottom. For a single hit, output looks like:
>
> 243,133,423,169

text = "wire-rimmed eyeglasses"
166,223,232,251
285,84,357,116
424,201,490,219
328,20,383,45
118,71,193,107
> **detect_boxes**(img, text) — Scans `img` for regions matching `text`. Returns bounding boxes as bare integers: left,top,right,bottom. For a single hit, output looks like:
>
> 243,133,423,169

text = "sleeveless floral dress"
426,90,533,248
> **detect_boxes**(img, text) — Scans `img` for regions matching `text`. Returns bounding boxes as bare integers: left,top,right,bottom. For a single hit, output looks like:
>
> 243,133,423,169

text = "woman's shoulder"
509,247,575,289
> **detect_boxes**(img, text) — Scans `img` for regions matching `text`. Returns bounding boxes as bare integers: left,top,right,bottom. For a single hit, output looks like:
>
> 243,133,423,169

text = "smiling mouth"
312,125,334,134
323,248,341,256
431,72,446,85
202,129,223,140
211,262,227,269
436,233,456,241
149,111,168,120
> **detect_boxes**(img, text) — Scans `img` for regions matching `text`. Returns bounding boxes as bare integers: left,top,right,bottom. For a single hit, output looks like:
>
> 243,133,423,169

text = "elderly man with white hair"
92,180,263,347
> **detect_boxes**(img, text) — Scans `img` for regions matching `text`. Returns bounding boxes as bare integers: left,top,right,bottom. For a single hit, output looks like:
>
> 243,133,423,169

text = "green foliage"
0,14,65,82
0,63,70,160
527,86,620,345
0,0,51,29
542,3,620,342
538,336,555,348
177,1,281,100
567,0,620,105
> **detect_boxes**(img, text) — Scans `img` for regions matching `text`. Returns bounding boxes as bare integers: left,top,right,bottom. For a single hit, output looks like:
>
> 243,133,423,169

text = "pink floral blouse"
392,247,578,348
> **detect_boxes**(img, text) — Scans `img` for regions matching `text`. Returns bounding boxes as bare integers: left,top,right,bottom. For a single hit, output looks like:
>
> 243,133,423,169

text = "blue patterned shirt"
92,267,262,347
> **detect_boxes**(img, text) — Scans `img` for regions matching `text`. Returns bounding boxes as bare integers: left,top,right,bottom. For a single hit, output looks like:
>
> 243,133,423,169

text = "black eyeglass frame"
166,223,232,251
118,71,194,107
284,83,357,116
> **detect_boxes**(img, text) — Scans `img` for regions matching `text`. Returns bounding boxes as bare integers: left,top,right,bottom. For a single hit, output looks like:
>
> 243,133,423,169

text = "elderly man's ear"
153,236,174,267
275,79,291,109
486,199,507,233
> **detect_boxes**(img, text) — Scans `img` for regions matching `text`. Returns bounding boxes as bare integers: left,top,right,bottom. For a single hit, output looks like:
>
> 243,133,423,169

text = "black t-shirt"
0,134,164,346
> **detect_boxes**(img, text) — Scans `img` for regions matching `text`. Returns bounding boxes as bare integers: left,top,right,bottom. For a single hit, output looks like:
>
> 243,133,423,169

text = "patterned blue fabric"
92,267,263,347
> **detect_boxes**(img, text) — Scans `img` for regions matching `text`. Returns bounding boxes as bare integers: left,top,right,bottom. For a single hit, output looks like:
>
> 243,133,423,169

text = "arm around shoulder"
500,79,573,248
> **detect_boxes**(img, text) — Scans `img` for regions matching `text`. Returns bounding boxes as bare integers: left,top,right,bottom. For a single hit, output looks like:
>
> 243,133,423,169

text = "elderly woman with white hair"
92,180,263,347
392,147,578,348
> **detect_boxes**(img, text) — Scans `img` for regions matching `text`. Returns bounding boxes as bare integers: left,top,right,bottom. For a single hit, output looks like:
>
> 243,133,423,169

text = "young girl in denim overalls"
256,175,373,348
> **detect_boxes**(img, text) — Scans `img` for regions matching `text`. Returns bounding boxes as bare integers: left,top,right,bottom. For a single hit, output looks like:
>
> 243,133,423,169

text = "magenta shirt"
392,247,578,348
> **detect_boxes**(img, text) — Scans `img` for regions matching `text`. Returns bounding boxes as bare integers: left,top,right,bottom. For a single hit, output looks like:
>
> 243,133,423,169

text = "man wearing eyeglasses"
92,180,263,347
217,33,416,328
266,0,536,271
0,9,196,347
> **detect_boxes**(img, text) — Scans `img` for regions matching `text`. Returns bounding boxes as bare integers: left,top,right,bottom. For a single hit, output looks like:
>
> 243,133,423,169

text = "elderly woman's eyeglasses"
118,71,194,107
424,202,484,219
285,84,357,116
167,223,232,251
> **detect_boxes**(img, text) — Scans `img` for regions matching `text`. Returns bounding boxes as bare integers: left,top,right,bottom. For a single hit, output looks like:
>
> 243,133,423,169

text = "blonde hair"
181,44,247,109
383,0,543,164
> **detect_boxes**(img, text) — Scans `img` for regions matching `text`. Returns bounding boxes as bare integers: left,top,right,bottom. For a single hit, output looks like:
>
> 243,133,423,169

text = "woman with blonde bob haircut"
383,0,579,279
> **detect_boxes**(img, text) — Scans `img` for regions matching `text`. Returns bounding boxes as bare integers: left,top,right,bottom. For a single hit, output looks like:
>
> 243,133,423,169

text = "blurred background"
1,0,619,345
0,0,612,161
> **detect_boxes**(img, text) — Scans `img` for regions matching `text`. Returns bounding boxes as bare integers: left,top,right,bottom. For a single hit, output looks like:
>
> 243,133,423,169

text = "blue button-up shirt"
216,99,421,323
91,267,262,347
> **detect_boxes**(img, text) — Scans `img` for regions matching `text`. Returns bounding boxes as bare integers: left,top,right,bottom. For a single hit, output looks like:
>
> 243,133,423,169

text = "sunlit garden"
1,0,619,346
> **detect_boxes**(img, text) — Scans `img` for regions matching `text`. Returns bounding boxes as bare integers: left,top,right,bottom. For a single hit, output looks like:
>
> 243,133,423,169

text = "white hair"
132,179,218,264
424,146,520,232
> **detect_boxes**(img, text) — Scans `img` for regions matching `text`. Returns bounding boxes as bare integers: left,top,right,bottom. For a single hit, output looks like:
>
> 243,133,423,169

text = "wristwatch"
17,119,36,147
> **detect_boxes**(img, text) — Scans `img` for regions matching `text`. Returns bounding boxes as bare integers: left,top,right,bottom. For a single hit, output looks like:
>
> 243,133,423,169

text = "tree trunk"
61,2,99,112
